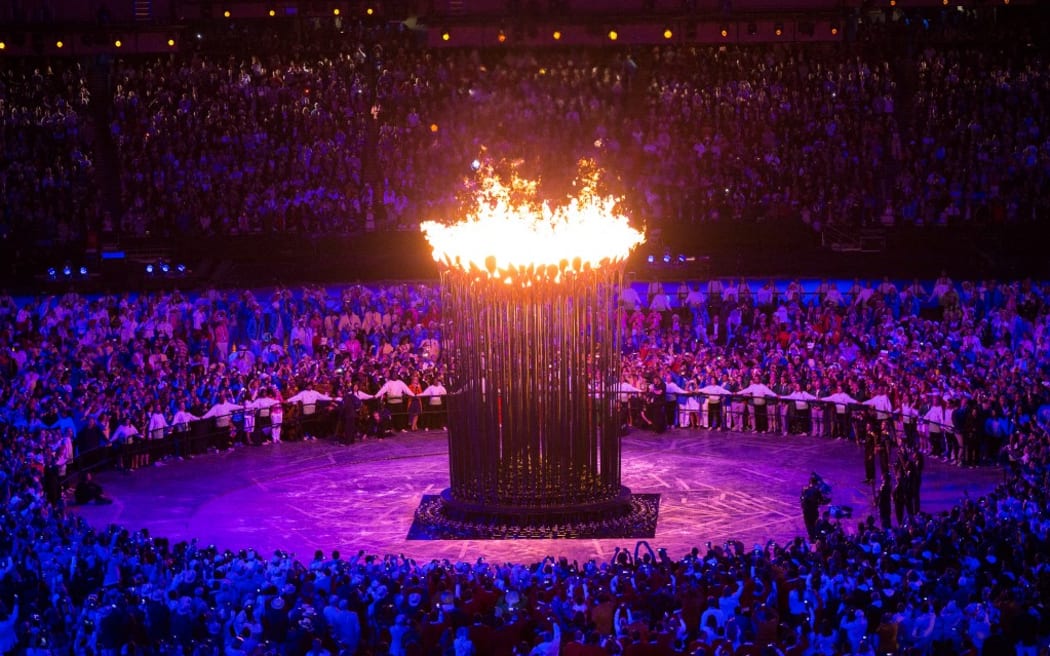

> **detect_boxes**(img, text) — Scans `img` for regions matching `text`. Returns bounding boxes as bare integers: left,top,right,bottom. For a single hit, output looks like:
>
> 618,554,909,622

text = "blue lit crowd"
0,274,1048,655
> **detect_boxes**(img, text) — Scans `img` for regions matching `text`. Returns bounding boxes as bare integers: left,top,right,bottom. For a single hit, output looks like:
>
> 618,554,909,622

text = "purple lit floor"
71,430,1002,564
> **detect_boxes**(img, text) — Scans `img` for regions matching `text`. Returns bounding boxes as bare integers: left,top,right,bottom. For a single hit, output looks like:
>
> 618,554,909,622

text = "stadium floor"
70,429,1002,564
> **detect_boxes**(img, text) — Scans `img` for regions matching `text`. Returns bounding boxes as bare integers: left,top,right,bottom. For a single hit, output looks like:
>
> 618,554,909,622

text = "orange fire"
421,161,645,283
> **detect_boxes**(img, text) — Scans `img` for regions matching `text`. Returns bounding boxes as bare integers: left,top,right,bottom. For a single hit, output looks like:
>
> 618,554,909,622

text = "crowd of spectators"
108,46,376,238
1,273,1049,654
4,11,1050,249
622,275,1049,462
0,62,98,247
0,282,445,462
109,31,1050,236
3,8,1050,655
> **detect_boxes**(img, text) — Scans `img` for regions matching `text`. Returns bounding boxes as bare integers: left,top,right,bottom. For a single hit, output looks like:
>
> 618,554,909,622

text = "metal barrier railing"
63,397,449,483
614,392,961,442
64,392,975,483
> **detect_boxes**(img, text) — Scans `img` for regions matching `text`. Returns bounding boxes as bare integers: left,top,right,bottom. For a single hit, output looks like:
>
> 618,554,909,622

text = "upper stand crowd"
3,10,1049,248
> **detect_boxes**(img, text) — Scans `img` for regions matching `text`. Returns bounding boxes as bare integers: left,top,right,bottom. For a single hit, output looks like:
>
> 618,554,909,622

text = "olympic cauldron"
411,164,658,539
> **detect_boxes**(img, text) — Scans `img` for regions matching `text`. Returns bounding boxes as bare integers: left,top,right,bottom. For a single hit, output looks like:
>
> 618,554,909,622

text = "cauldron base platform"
407,492,660,540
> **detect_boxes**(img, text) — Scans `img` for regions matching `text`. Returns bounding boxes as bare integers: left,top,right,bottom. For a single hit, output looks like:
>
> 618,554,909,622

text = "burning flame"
421,161,645,283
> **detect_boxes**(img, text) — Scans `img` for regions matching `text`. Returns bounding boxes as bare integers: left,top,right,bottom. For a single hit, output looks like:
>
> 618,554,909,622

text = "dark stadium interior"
2,0,1050,655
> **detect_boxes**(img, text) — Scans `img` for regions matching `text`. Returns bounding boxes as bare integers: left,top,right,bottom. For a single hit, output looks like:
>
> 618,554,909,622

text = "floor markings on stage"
736,466,783,482
591,540,605,558
75,430,1005,565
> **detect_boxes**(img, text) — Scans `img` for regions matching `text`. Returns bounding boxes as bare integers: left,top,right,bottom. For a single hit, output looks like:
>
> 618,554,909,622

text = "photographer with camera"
800,473,830,540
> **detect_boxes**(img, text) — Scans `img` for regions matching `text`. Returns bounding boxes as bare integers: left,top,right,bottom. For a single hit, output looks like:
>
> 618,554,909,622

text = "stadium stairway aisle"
86,55,124,236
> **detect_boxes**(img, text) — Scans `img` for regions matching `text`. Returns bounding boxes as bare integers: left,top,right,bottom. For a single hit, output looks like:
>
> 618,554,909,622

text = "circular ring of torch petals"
422,167,645,284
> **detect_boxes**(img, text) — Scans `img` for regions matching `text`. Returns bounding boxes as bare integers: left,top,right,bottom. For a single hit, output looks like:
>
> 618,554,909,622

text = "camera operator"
800,473,830,540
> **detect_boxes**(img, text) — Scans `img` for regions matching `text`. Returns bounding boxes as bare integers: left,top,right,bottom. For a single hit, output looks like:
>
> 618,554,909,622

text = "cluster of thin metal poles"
441,266,625,509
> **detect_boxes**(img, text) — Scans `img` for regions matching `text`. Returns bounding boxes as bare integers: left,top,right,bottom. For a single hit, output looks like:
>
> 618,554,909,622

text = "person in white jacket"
922,396,947,459
374,374,415,432
286,386,333,440
203,392,243,450
171,401,200,458
146,403,169,463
